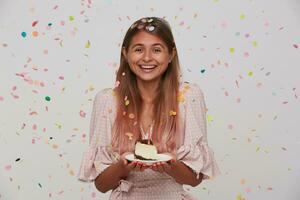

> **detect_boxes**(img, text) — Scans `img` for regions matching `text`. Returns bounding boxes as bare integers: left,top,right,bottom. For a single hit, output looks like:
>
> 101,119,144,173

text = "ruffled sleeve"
177,83,220,180
77,88,118,182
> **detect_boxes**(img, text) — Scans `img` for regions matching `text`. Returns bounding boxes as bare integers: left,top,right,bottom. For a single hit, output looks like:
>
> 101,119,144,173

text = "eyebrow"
130,43,166,49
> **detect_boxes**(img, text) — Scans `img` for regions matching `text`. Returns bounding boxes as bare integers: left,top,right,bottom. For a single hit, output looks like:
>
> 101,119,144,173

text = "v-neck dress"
77,82,220,199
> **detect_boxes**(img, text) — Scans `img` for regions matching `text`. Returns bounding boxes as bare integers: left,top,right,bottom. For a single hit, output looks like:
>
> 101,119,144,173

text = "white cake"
134,140,158,160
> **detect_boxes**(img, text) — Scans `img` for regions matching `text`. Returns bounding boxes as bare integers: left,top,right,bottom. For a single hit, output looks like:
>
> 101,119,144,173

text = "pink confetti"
5,165,12,171
245,33,250,38
91,192,96,198
32,138,35,144
43,128,46,132
244,52,249,58
32,124,37,130
228,124,234,129
29,111,38,115
12,86,17,91
293,44,298,48
32,20,38,27
224,91,229,96
59,76,64,80
179,21,184,26
79,110,86,118
245,187,252,193
60,21,65,26
236,98,241,103
53,5,58,9
0,96,4,101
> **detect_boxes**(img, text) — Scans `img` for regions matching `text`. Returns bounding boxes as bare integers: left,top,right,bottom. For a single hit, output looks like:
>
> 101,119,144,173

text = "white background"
0,0,300,199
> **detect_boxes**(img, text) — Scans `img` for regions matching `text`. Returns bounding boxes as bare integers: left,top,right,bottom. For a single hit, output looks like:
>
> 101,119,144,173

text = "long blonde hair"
111,17,182,155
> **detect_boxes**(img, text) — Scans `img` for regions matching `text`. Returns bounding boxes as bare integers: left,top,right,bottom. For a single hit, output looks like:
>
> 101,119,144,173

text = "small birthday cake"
134,140,158,160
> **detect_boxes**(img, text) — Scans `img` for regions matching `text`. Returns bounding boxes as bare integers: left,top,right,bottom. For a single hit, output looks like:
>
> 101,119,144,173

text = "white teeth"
140,65,156,69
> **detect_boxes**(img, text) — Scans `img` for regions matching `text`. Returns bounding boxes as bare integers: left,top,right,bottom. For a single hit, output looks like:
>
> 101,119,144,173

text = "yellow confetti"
236,193,245,200
85,40,91,48
207,115,214,123
55,123,62,129
229,48,235,54
69,16,74,21
256,146,260,152
248,71,253,77
240,13,246,20
177,92,185,103
125,100,130,106
169,110,177,116
252,41,258,47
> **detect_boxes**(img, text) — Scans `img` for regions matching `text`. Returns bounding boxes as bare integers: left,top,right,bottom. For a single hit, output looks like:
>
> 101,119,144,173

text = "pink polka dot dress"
77,82,220,199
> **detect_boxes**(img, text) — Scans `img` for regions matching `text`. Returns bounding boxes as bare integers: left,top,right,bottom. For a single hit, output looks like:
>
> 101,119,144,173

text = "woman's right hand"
118,152,149,177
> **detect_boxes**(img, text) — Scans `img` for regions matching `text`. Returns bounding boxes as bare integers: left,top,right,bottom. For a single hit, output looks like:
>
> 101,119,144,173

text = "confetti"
125,100,130,106
229,48,235,54
169,110,177,116
0,96,4,101
248,71,253,77
79,110,86,118
125,132,133,140
69,16,75,21
21,32,27,38
293,44,298,48
45,96,51,101
5,165,12,171
200,69,206,73
240,13,246,20
32,31,39,37
32,20,38,27
85,40,91,48
128,113,135,119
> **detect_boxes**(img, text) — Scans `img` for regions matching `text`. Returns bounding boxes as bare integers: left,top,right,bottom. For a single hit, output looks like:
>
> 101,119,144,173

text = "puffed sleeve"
177,83,220,180
77,88,118,182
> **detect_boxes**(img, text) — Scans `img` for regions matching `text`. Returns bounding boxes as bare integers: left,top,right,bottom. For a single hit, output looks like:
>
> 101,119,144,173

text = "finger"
157,162,164,173
140,164,148,171
134,162,142,171
162,162,171,172
151,163,158,171
127,161,137,170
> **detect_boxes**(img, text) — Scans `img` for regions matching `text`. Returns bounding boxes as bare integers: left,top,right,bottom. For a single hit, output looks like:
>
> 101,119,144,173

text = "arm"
94,155,147,193
152,160,203,187
94,160,128,193
165,161,203,187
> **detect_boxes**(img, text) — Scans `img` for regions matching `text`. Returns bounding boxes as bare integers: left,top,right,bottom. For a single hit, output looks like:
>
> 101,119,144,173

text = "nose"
142,49,153,62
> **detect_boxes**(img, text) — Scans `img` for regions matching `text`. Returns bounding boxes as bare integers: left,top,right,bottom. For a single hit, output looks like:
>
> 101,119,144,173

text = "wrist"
116,160,129,179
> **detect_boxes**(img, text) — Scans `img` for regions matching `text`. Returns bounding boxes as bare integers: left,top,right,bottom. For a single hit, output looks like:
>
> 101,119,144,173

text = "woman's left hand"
149,153,176,173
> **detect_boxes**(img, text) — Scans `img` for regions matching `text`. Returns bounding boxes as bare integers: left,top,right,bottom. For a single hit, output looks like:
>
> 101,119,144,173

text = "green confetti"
45,96,51,101
69,16,74,21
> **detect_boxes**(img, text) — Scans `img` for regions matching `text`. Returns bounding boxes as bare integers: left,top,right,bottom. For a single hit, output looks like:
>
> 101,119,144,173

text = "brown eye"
154,48,162,53
134,48,142,52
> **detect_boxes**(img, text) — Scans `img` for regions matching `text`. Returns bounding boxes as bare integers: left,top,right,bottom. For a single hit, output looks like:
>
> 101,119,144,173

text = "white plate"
125,153,172,165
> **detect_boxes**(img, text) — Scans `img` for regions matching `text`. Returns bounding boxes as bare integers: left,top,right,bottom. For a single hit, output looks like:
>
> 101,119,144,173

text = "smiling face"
122,31,175,84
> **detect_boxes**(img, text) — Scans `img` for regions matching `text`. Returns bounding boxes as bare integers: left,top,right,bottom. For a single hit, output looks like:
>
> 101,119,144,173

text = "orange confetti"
32,31,39,37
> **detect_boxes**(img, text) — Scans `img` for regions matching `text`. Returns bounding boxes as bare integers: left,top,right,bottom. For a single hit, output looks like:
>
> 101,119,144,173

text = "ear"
169,48,176,63
122,47,127,60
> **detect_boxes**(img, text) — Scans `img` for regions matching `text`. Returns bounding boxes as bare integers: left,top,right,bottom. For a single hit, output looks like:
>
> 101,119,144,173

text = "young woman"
78,17,220,199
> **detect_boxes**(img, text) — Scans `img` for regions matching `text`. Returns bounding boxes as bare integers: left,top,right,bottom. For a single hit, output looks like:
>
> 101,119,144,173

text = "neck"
137,79,160,103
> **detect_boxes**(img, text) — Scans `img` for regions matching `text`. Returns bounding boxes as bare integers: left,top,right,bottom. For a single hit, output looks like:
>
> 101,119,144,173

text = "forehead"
129,31,167,47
